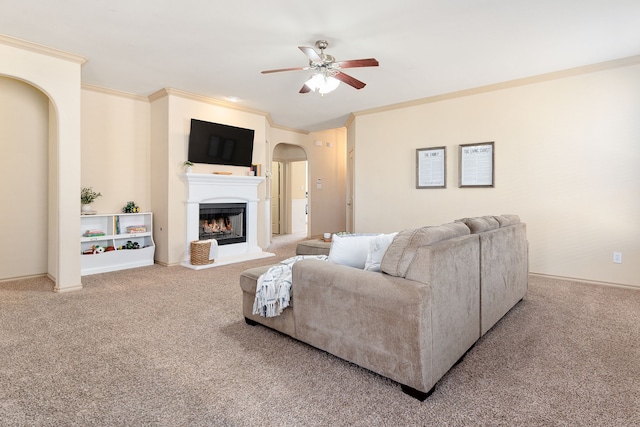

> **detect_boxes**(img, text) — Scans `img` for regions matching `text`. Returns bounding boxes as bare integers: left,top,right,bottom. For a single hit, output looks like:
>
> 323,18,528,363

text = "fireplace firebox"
199,203,246,245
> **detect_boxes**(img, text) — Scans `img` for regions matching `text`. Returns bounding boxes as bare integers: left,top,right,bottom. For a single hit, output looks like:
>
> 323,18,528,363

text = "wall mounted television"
188,119,255,167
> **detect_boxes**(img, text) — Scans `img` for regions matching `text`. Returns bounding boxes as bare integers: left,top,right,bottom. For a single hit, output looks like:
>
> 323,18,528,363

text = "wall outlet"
613,252,623,264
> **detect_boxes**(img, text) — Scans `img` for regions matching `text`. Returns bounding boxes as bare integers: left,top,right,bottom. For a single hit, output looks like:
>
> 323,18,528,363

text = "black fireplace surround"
199,203,246,245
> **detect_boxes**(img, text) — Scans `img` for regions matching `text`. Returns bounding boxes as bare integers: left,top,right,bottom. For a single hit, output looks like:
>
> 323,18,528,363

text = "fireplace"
181,173,274,269
199,202,246,245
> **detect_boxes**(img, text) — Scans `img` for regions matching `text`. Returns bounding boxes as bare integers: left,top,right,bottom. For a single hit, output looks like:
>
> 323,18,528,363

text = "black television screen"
188,119,255,167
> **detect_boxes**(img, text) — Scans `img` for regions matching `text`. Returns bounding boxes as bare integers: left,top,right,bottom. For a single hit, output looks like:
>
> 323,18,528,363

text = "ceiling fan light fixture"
262,40,378,94
305,73,340,94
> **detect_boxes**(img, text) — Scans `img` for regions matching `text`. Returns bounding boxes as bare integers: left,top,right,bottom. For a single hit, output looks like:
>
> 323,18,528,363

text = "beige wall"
149,95,170,265
351,61,640,288
81,87,151,214
0,77,48,279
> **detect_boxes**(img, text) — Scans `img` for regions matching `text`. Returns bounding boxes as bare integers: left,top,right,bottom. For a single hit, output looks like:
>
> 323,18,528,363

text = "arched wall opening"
0,35,85,292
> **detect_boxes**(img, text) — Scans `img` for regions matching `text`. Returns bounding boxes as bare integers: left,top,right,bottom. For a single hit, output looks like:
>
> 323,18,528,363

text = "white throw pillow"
364,232,398,272
328,233,381,269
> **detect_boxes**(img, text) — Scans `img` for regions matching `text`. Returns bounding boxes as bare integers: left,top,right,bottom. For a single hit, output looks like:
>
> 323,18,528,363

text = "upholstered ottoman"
296,238,331,256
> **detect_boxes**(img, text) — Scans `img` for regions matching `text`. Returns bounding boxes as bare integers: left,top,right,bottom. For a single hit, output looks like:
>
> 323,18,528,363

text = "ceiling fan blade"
298,46,322,63
299,84,311,94
336,58,379,69
299,75,313,94
334,71,366,90
261,66,308,74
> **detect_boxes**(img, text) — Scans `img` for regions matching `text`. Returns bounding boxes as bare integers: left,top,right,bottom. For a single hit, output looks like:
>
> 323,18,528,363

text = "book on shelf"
84,230,105,237
126,226,147,233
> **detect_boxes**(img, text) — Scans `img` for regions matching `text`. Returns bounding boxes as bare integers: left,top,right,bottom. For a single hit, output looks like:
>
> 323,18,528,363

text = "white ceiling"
2,0,640,132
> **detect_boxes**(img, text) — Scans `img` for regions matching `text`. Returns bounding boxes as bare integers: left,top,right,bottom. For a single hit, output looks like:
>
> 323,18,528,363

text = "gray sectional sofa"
240,215,528,400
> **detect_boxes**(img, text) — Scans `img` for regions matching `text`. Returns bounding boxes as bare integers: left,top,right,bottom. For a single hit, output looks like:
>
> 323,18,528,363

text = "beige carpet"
1,235,639,426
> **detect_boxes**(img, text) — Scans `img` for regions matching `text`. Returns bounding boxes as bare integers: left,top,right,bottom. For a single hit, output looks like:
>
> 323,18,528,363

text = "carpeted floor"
1,234,639,426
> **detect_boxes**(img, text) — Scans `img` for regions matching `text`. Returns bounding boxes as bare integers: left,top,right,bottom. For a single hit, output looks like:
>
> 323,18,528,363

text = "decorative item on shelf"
250,164,261,176
323,232,332,242
119,240,140,250
126,225,147,234
183,160,194,173
82,244,105,255
122,201,140,213
81,187,102,214
83,229,105,237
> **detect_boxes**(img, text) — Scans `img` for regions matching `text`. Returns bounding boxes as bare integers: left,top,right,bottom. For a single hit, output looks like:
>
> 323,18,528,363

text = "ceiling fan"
261,40,379,94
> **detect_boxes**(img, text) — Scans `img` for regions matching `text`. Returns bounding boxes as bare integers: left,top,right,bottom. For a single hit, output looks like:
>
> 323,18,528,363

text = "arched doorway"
1,35,85,291
272,143,308,237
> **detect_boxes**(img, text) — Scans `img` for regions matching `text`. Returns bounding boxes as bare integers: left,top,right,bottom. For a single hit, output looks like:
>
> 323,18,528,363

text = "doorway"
272,143,309,237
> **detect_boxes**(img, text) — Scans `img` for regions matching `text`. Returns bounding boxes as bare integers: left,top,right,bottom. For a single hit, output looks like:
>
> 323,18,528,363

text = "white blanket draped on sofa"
253,255,328,317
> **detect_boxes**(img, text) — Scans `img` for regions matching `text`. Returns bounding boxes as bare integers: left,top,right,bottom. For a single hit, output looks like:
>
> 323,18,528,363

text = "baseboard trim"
529,273,639,291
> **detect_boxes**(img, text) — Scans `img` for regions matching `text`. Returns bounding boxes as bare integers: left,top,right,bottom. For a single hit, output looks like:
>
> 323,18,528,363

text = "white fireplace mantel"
181,173,274,269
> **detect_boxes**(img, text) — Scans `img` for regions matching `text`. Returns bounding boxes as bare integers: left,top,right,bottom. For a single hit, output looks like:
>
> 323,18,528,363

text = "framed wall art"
458,142,494,187
416,146,446,189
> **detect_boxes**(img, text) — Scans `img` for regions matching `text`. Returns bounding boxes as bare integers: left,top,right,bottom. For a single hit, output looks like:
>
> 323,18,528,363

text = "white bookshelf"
80,212,155,275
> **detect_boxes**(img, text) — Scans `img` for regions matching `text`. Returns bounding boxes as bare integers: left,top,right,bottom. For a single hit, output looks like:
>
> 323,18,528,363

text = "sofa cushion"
329,233,381,269
494,214,521,227
381,222,470,277
364,232,398,272
296,239,332,256
456,216,500,234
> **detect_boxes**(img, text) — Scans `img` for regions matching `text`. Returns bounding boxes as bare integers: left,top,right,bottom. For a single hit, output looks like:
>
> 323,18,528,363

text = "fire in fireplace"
199,203,246,245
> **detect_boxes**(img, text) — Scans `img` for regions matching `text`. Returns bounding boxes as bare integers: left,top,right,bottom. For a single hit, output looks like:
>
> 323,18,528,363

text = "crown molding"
0,33,87,65
148,87,269,117
82,83,149,102
269,123,308,135
353,54,640,118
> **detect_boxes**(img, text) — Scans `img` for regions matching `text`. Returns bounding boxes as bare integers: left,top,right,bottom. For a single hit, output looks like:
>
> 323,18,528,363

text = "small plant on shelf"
183,160,194,167
122,201,140,213
81,187,102,205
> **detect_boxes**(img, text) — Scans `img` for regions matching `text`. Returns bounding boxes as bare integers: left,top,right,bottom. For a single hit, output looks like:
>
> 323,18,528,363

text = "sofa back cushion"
456,214,521,233
494,214,521,227
456,216,500,233
381,222,470,277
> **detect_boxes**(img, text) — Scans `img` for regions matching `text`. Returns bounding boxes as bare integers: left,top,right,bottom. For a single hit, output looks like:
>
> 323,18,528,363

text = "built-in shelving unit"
80,212,155,276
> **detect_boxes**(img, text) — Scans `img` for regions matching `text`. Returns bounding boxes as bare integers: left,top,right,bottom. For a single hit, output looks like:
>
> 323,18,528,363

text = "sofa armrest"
403,234,480,382
291,260,434,392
